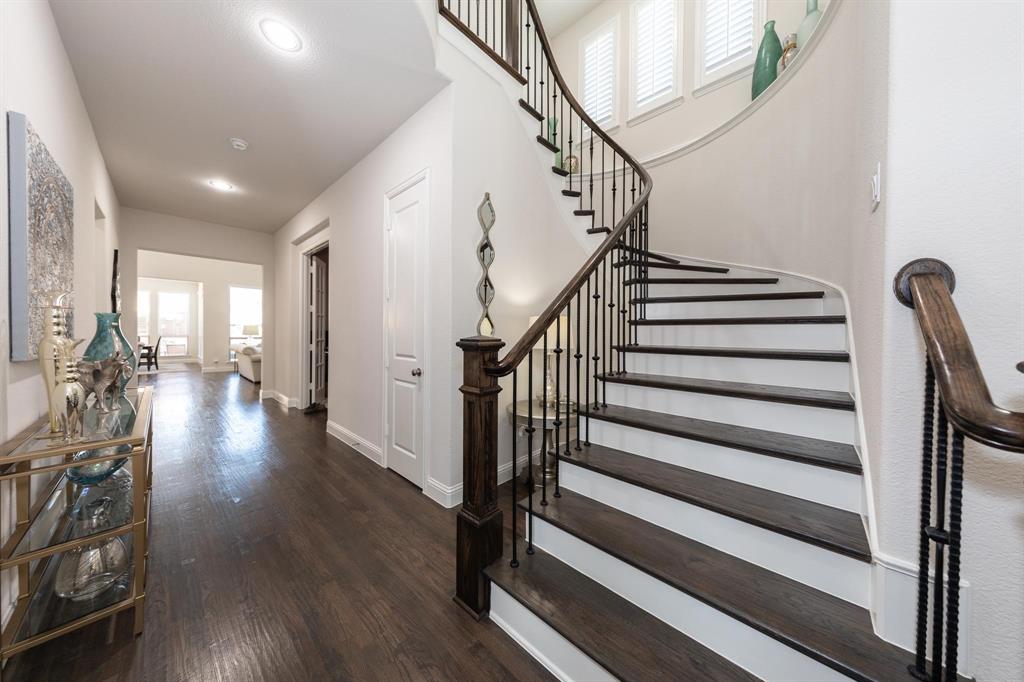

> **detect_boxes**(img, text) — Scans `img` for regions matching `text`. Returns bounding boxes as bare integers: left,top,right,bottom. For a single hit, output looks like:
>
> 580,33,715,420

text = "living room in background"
135,277,201,362
229,286,263,360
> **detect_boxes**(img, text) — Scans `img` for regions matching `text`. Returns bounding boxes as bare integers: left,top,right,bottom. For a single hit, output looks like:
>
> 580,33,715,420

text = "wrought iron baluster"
931,405,950,678
575,289,582,450
510,368,519,568
526,353,535,554
910,361,936,680
540,331,549,507
553,313,562,498
944,429,965,679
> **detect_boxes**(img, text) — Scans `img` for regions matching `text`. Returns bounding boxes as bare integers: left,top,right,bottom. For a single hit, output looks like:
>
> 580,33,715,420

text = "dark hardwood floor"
5,368,550,682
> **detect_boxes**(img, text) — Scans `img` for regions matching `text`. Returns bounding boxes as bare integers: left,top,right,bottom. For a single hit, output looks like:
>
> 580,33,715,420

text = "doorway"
305,245,330,409
384,173,428,487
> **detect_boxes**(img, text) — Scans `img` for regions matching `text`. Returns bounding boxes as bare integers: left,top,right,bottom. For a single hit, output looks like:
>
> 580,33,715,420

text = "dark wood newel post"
454,335,505,619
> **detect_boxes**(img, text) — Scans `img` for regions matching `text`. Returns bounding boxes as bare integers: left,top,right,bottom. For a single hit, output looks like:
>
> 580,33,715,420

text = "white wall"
117,208,275,387
881,2,1024,679
137,251,262,371
548,0,830,162
0,0,122,629
269,28,588,506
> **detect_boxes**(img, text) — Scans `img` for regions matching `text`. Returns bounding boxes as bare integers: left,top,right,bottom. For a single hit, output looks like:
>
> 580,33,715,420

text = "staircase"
441,2,987,680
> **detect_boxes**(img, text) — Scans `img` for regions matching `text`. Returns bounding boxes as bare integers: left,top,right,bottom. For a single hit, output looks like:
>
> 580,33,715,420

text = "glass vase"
752,20,783,100
797,0,822,49
82,312,137,400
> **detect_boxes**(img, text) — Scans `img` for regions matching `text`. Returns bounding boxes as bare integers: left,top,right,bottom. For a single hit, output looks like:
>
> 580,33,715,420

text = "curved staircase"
440,2,973,680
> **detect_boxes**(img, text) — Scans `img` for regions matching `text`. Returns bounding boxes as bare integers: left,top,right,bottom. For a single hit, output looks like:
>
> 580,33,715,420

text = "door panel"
385,178,427,486
312,255,328,404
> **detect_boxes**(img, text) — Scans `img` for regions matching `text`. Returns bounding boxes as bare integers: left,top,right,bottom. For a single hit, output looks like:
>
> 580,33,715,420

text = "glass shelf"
6,471,134,565
13,534,134,646
0,389,149,476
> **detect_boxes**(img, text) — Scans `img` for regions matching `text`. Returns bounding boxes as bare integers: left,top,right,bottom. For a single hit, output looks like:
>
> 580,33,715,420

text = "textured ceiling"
51,1,447,232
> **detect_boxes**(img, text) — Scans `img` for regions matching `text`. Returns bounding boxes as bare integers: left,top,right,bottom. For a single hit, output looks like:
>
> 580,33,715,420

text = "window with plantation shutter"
697,0,760,89
631,0,678,115
580,20,617,127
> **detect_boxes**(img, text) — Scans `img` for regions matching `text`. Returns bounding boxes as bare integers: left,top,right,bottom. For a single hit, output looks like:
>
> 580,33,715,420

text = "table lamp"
527,314,568,406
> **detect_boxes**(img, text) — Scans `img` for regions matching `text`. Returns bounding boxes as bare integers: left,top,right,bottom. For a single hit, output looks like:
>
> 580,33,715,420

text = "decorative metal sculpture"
77,350,127,413
50,358,86,441
475,193,496,336
37,291,81,434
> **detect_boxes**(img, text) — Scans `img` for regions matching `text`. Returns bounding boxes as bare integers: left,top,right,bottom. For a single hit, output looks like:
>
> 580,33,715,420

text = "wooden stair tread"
587,226,611,235
581,403,862,473
631,315,846,326
625,277,779,285
615,245,680,264
565,442,869,559
522,491,919,681
634,291,825,304
573,208,595,216
536,135,559,153
551,165,569,177
518,98,543,121
561,189,582,197
614,260,730,273
615,344,850,362
598,372,855,410
485,547,758,682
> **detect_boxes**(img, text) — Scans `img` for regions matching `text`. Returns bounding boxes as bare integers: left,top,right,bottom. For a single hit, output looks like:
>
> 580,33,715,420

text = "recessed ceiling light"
229,137,249,151
259,19,302,52
208,179,235,192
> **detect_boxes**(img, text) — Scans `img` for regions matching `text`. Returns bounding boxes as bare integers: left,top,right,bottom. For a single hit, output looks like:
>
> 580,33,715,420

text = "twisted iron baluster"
909,360,936,680
944,429,965,679
931,405,949,679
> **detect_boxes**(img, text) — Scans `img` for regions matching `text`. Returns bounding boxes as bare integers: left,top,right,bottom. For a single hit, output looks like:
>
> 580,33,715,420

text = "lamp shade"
242,324,261,336
527,314,569,352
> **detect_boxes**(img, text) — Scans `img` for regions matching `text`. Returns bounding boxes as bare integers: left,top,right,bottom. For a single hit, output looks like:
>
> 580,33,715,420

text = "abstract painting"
7,111,75,360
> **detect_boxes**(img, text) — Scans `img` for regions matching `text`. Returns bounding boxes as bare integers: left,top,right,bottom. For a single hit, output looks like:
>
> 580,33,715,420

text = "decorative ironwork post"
454,335,505,619
476,193,496,336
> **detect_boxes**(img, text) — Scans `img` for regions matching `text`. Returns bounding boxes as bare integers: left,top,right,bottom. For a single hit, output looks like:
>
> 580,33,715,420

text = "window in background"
137,290,150,346
580,18,618,128
630,0,679,119
696,0,759,92
229,286,262,360
157,291,190,357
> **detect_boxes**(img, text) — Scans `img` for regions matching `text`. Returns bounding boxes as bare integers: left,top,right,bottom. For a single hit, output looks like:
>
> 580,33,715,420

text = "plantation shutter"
634,0,677,108
582,25,615,125
703,0,755,76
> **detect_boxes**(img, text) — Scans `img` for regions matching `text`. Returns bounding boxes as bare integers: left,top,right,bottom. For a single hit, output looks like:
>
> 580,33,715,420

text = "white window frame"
628,0,683,124
578,15,621,133
694,0,766,96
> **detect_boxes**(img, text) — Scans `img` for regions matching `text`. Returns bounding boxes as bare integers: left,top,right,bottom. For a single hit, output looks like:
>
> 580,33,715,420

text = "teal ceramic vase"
82,312,137,399
797,0,822,49
752,20,783,100
547,117,561,168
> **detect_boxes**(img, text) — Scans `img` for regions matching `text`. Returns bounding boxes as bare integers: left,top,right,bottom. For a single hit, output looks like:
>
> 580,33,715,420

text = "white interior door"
311,254,328,404
385,178,427,487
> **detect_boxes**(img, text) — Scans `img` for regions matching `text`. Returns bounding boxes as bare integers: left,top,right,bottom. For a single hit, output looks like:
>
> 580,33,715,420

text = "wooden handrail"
896,259,1024,452
485,0,652,377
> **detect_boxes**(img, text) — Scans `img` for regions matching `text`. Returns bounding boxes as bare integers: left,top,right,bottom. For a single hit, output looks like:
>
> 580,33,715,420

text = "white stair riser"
603,383,855,444
529,518,848,682
490,586,616,682
635,324,847,351
560,463,870,606
586,419,862,512
623,353,851,392
631,281,809,296
642,298,824,318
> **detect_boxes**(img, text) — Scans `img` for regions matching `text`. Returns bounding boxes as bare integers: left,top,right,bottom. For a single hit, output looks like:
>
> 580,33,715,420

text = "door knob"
411,368,422,377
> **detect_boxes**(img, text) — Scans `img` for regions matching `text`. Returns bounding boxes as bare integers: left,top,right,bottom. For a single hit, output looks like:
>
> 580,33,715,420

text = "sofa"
237,345,262,383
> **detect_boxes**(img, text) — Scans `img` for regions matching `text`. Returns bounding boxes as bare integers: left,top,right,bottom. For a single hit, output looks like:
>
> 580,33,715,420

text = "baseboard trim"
258,389,298,409
201,365,235,374
326,420,384,467
871,551,972,676
425,477,462,508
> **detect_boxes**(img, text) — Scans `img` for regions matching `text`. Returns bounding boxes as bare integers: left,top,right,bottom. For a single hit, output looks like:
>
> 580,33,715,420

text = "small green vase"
752,20,783,100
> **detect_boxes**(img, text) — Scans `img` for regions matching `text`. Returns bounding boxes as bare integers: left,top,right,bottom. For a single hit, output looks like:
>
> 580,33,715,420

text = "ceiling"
534,0,605,36
51,1,447,233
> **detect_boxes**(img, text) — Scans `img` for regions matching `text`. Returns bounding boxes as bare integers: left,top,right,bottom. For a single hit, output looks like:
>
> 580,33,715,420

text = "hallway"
4,370,549,681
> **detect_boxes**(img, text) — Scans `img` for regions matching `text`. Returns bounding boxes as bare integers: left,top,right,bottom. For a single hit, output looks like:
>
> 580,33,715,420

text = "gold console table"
0,386,153,671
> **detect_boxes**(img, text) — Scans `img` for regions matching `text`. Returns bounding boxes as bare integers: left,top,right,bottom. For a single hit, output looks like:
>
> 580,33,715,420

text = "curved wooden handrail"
904,270,1024,453
485,0,653,377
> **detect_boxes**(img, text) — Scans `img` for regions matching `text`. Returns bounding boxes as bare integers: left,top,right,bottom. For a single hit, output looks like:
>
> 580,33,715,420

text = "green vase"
752,20,783,100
